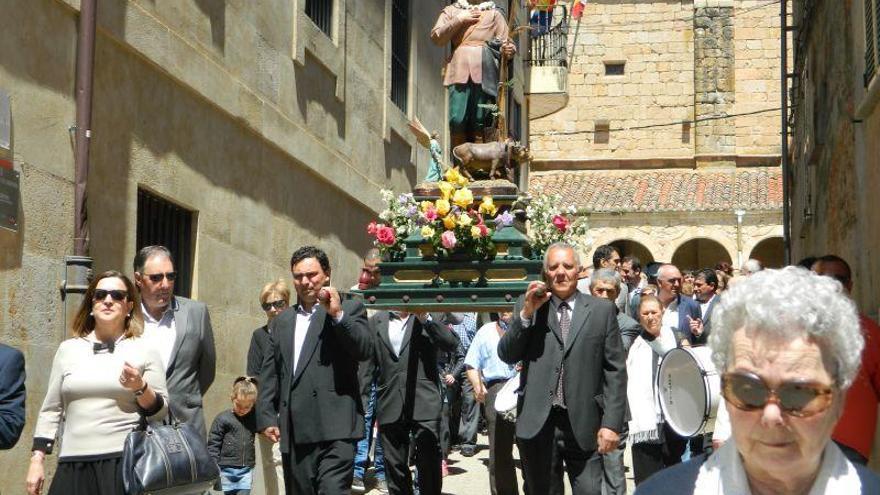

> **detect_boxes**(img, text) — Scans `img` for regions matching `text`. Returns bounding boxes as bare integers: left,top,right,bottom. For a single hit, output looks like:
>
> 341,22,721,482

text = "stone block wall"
694,4,736,163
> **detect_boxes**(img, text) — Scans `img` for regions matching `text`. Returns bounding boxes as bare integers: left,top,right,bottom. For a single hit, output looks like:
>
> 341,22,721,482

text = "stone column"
693,0,736,167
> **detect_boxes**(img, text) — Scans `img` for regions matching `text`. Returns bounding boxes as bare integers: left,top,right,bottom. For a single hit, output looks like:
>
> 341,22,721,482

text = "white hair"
590,268,621,289
741,258,763,274
543,242,581,272
708,267,863,389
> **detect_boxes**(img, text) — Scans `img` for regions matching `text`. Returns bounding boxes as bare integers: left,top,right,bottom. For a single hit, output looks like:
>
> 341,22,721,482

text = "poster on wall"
0,167,19,232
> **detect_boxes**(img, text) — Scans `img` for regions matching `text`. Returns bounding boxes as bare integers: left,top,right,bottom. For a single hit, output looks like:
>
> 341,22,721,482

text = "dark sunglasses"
261,300,287,311
93,289,128,302
721,371,834,417
234,376,258,385
144,272,177,283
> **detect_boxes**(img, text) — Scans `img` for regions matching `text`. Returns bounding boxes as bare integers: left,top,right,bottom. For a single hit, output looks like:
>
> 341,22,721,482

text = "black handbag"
122,409,219,495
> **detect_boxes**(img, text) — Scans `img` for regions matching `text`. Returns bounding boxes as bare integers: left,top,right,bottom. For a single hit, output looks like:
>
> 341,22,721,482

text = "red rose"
478,224,489,237
367,221,378,235
552,214,570,232
376,226,397,246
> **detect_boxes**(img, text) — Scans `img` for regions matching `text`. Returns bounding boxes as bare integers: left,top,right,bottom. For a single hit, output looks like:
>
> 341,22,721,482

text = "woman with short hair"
636,267,880,494
26,271,167,495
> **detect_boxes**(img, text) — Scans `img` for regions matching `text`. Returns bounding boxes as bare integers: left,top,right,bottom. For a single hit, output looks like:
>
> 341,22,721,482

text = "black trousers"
518,408,603,495
485,380,519,495
380,419,443,495
630,424,688,486
281,439,356,495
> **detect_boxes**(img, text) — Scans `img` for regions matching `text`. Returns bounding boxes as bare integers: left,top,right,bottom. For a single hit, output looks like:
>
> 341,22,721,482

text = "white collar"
454,0,496,11
141,302,173,324
695,439,862,494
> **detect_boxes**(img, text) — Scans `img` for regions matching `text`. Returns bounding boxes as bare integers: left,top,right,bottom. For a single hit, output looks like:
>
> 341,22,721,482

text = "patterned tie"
554,301,571,408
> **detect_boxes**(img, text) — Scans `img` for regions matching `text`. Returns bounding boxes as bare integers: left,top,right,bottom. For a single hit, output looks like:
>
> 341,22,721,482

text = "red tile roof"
528,167,783,213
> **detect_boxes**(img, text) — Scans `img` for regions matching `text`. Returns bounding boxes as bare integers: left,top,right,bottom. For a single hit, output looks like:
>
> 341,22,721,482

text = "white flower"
396,225,407,235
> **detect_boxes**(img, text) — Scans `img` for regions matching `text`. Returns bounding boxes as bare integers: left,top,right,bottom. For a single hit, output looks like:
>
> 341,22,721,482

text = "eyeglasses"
93,289,128,302
261,300,287,311
721,371,834,417
144,272,177,283
234,376,258,385
660,278,682,284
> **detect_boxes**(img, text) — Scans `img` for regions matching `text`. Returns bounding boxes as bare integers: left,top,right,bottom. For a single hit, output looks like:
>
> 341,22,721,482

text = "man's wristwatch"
134,382,149,396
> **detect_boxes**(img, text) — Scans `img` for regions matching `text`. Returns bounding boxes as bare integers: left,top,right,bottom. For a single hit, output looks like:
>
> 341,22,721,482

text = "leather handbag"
122,409,219,495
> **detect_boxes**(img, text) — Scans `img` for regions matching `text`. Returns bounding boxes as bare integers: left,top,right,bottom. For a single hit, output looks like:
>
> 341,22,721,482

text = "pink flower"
376,226,397,246
478,224,489,237
552,214,570,233
441,230,457,250
367,221,378,235
424,208,438,222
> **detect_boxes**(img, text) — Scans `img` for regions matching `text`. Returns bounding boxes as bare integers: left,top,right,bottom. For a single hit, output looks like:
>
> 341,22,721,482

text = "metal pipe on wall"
780,0,791,265
74,0,97,257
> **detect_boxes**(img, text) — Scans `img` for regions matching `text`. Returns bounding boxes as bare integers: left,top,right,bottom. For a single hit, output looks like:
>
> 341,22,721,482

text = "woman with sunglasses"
636,267,880,494
26,271,168,495
246,280,289,495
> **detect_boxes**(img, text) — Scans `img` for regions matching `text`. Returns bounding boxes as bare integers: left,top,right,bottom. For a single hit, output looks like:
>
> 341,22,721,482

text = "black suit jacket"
498,292,627,451
367,312,460,426
257,300,372,452
0,344,25,449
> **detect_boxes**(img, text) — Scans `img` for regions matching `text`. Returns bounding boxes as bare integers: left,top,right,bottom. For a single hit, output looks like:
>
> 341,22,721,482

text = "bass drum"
657,346,721,437
494,373,520,423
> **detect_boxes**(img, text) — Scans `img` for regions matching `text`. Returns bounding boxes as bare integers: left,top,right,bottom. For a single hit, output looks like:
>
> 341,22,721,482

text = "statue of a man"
432,1,517,150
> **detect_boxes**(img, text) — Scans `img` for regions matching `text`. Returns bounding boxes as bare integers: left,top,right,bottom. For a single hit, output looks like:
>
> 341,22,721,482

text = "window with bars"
866,0,879,86
391,0,410,111
136,189,196,298
306,0,333,37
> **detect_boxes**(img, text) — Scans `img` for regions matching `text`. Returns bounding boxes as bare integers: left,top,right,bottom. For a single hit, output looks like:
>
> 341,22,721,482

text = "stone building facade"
0,0,530,489
528,0,784,269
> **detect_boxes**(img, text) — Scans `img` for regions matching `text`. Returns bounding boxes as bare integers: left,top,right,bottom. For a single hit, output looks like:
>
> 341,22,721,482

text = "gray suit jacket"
165,296,216,439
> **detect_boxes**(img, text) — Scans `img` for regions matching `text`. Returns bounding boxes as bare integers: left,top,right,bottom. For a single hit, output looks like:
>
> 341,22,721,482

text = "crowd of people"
0,242,878,495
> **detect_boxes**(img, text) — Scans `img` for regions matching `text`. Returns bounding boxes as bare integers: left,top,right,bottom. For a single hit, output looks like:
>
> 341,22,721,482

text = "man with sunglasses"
134,245,216,439
812,255,880,465
656,264,702,347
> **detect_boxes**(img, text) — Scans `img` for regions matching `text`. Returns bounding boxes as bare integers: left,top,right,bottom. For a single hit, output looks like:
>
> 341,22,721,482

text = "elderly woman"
26,271,167,495
247,279,290,495
636,267,880,494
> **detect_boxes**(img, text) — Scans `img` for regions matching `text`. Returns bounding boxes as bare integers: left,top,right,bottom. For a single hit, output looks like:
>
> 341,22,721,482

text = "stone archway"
608,239,655,264
671,238,733,271
748,236,785,268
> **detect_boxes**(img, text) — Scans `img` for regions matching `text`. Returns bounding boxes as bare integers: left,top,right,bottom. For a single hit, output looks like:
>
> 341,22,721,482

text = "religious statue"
431,0,517,149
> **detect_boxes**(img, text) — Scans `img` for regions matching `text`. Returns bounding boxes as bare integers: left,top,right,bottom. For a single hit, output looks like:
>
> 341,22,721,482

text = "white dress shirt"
520,293,577,328
292,304,345,371
699,294,716,318
388,312,412,357
141,303,177,371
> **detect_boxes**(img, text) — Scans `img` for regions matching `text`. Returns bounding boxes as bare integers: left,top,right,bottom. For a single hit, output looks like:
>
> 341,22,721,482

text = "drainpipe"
63,0,97,337
73,0,96,258
780,0,791,265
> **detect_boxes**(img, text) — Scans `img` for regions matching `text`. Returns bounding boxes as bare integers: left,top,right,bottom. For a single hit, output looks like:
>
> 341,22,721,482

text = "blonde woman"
26,271,167,495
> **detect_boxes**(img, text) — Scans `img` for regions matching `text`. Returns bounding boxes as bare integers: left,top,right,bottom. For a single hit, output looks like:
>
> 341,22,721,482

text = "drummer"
464,312,518,495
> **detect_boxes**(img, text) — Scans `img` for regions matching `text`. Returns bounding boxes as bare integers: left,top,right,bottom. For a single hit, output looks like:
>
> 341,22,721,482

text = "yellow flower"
479,196,497,216
445,167,461,184
420,201,434,212
442,215,456,230
457,214,473,227
421,226,436,238
435,199,451,217
452,188,474,209
438,181,454,200
470,226,482,238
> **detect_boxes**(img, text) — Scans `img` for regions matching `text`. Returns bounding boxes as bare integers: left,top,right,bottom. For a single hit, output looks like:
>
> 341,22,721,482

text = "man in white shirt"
134,245,215,438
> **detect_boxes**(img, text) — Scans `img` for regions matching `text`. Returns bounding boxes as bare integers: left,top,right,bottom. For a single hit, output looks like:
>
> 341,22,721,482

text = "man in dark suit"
257,246,372,495
655,264,702,345
499,242,627,495
0,343,25,450
367,310,459,495
134,245,216,438
692,268,719,344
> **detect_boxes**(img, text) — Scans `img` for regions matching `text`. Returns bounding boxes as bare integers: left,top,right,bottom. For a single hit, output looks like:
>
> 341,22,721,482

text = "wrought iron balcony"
525,5,570,119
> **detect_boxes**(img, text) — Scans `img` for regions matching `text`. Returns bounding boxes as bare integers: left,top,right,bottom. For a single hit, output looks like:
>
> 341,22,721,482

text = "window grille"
604,62,626,76
306,0,333,37
867,0,877,85
136,189,196,298
391,0,410,111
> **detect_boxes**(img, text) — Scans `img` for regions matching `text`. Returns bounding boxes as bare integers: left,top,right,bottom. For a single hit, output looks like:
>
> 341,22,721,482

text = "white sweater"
33,335,168,459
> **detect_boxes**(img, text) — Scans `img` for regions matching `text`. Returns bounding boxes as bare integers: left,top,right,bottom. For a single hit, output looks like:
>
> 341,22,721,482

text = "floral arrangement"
367,168,514,259
525,185,589,256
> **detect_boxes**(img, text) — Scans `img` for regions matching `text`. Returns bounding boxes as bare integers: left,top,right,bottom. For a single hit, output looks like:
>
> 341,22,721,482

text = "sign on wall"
0,167,19,232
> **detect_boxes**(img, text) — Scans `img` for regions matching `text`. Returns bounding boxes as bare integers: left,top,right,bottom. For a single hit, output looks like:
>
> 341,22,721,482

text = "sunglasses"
235,376,258,385
261,300,287,311
144,272,177,283
93,289,128,302
721,371,834,417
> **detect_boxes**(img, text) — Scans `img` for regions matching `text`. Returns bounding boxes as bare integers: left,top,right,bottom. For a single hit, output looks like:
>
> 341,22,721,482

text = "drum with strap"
494,373,520,423
657,346,721,437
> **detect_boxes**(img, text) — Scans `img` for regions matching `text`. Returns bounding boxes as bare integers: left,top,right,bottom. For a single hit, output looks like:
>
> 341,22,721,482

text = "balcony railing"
525,5,570,118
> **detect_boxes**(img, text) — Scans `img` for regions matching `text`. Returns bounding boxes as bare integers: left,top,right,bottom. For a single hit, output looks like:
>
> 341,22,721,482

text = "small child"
208,376,258,495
